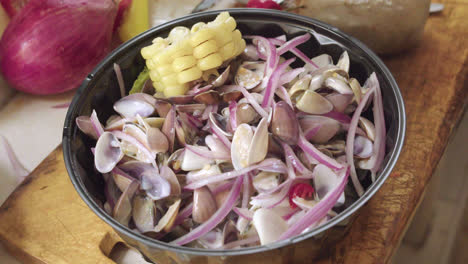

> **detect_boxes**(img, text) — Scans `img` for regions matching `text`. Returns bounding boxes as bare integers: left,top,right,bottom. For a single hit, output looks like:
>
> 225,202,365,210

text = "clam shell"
231,124,254,170
295,90,333,115
252,208,288,245
193,186,217,224
247,117,269,165
132,195,158,233
94,132,123,173
113,181,139,226
154,199,181,232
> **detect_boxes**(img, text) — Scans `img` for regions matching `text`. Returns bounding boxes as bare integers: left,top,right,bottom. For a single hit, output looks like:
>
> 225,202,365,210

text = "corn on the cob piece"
141,12,246,97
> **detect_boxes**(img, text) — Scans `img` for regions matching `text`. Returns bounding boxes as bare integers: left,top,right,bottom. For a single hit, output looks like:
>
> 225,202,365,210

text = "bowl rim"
63,8,406,256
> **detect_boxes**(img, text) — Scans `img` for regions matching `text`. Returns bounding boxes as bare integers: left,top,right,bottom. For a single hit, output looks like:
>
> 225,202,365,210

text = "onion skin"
0,0,117,94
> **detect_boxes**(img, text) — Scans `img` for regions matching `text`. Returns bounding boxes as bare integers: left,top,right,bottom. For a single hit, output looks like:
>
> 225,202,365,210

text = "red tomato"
288,183,314,209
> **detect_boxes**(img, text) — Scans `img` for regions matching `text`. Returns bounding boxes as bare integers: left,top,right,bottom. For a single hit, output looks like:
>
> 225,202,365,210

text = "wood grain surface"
0,1,467,263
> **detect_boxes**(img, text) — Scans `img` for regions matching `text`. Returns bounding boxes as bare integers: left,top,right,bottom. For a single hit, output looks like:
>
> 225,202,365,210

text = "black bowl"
63,9,405,264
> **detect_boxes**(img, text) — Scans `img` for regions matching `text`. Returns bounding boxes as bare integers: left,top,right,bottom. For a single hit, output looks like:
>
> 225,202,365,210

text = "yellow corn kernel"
235,38,247,56
172,56,197,73
202,69,219,81
141,44,160,59
190,28,215,47
232,29,242,42
168,26,190,44
153,49,173,65
146,58,157,69
193,39,218,59
152,37,167,45
198,53,223,71
211,12,230,25
213,27,233,46
172,39,193,58
156,64,174,76
149,70,161,82
224,17,236,32
178,67,203,83
190,22,206,33
153,81,165,93
220,41,236,60
161,73,179,86
163,84,189,97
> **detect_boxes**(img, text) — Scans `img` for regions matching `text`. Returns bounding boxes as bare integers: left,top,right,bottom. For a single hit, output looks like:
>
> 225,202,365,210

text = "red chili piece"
246,0,282,10
288,182,314,209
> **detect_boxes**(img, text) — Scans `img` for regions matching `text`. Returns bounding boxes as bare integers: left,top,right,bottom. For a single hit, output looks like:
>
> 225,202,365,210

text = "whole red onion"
0,0,117,94
247,0,282,10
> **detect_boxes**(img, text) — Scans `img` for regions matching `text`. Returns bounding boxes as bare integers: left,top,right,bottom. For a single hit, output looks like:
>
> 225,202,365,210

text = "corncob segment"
141,12,246,97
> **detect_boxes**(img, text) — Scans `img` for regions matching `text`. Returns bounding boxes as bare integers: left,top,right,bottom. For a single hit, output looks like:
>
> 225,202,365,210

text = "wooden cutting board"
0,1,467,263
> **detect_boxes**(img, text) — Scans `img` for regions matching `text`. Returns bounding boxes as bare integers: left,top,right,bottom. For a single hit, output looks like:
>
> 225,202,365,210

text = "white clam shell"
95,132,123,173
252,208,288,245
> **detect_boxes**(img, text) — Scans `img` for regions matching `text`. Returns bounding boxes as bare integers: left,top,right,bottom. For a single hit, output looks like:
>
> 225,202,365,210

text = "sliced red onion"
209,116,232,150
255,178,291,198
303,125,321,141
276,86,293,109
179,112,203,129
200,104,213,120
111,130,156,166
229,100,238,131
322,110,351,124
1,135,30,182
233,207,253,221
90,110,104,137
277,33,310,56
285,152,297,179
184,158,287,190
234,86,268,117
370,74,386,180
341,123,367,137
112,167,137,181
279,68,305,85
255,36,278,78
212,181,234,195
185,144,230,161
346,79,377,196
278,167,349,240
297,132,343,170
261,58,295,108
114,63,126,98
172,176,243,245
281,143,312,175
205,135,230,159
268,37,319,69
250,180,292,209
242,174,250,208
76,116,98,140
173,202,193,227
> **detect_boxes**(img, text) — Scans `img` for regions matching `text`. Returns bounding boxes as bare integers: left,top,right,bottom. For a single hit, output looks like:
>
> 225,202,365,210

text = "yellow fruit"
118,0,150,43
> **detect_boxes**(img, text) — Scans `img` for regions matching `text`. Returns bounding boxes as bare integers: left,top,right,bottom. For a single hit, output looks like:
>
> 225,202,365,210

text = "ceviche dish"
76,12,386,249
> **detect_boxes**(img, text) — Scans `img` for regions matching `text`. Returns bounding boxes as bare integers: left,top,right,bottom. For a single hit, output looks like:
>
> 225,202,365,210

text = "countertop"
0,1,467,263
